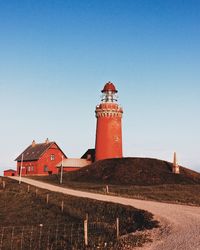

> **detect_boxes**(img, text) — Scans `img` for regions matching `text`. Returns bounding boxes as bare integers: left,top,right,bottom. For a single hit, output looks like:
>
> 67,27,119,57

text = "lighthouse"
95,82,123,161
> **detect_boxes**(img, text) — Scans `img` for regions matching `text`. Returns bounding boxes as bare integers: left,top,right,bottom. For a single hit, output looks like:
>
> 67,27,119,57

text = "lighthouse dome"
101,82,118,93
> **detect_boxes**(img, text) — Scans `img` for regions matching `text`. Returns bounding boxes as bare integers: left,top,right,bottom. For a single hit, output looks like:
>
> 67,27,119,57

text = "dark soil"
0,177,158,249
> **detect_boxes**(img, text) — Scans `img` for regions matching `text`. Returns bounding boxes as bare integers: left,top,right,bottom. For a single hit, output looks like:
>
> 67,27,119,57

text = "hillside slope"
0,177,158,249
15,177,200,250
63,157,200,185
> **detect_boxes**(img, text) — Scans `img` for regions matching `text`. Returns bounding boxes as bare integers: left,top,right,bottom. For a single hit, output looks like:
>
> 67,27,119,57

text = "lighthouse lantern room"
101,82,118,103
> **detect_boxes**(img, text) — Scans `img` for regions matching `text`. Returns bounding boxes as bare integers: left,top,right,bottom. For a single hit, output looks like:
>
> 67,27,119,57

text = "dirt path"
11,177,200,250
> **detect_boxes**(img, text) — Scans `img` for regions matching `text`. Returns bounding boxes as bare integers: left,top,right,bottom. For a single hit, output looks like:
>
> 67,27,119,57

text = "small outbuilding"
4,169,17,177
56,158,92,172
81,148,95,162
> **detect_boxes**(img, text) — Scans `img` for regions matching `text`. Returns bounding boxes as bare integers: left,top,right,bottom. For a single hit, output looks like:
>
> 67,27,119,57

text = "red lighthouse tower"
95,82,123,161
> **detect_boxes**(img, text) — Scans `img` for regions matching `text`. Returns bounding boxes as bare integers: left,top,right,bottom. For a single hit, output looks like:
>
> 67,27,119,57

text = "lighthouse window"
50,154,55,161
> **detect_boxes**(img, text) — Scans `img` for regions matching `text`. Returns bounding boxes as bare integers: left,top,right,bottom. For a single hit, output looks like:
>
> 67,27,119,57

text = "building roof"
15,141,67,161
101,81,118,93
81,148,95,162
56,158,91,168
4,169,16,172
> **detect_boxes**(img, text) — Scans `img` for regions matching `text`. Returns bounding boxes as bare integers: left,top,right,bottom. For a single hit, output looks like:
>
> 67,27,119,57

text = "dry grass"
56,157,200,185
32,157,200,206
0,177,158,249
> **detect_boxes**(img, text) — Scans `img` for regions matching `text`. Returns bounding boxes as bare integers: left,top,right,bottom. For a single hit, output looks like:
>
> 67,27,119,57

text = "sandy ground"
11,177,200,250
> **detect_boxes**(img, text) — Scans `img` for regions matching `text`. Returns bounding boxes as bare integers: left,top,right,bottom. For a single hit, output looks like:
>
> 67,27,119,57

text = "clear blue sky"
0,0,200,174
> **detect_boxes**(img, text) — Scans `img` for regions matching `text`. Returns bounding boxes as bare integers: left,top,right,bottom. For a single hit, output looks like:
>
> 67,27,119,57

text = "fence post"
38,224,43,250
63,224,67,250
20,226,24,250
61,200,64,212
2,181,5,189
86,213,88,221
116,217,119,239
106,185,109,194
84,219,88,246
46,194,49,204
27,185,30,193
11,226,14,250
29,226,34,250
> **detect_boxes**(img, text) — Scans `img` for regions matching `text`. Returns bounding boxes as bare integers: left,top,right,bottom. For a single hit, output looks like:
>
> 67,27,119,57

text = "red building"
15,139,67,176
4,169,17,176
95,82,123,161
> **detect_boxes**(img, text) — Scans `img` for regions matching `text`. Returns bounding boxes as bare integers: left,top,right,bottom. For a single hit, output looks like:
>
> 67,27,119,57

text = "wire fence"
0,220,118,250
0,179,140,249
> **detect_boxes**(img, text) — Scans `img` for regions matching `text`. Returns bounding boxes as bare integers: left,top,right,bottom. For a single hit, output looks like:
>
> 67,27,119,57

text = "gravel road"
11,177,200,250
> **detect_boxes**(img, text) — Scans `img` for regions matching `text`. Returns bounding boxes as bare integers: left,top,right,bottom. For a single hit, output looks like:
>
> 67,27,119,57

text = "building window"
50,154,55,161
44,165,48,172
27,166,34,172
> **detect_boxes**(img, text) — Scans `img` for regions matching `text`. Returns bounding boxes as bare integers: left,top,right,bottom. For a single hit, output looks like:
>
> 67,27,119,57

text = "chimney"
172,152,180,174
45,138,49,144
32,140,36,147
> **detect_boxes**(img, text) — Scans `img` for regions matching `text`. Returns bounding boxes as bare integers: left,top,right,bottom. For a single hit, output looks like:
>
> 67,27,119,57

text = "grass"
31,174,200,206
0,177,158,249
59,157,200,185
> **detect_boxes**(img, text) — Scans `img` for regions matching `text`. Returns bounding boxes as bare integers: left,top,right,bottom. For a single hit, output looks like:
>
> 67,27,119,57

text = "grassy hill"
34,157,200,206
61,157,200,185
0,177,158,249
